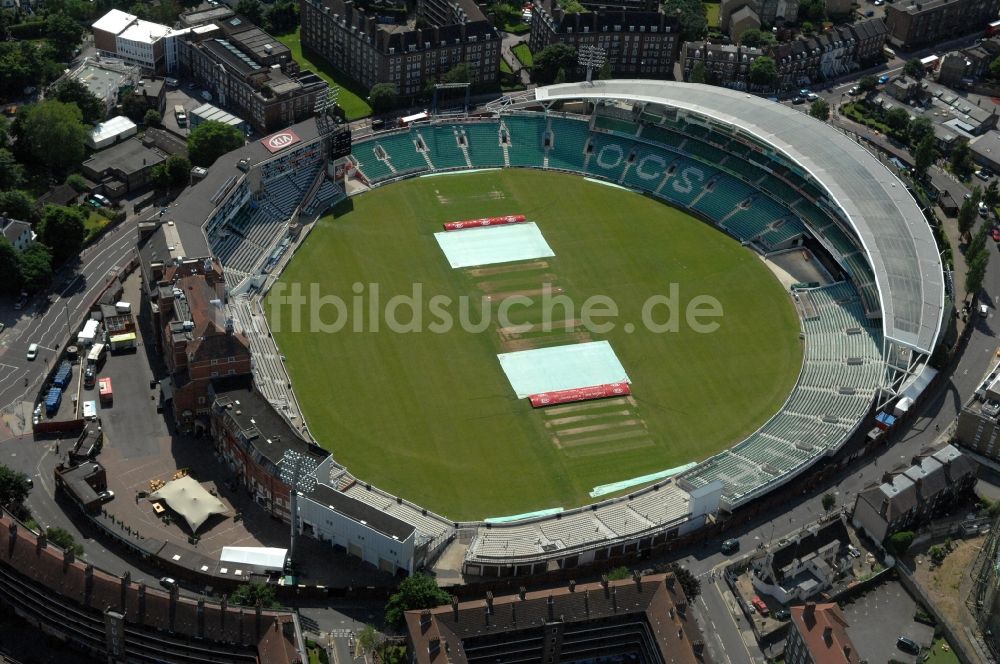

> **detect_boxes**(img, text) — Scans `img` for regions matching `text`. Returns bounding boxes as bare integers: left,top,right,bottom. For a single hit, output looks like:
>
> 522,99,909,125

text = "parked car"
879,74,891,84
979,201,990,216
792,96,805,105
897,636,920,654
849,85,861,95
806,92,819,101
991,226,1000,242
752,596,770,616
721,538,740,554
975,168,993,181
159,576,177,590
97,490,115,502
84,365,96,388
0,322,5,333
847,543,862,558
773,608,790,620
26,343,37,360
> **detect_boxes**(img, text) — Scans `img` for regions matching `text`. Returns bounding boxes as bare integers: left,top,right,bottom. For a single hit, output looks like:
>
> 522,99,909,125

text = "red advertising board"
529,383,630,408
443,214,526,231
261,129,302,154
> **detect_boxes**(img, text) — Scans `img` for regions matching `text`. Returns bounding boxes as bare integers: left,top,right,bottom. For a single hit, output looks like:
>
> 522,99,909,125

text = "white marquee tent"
148,475,228,533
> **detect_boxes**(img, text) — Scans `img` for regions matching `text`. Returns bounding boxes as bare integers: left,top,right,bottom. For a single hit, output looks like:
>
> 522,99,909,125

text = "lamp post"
279,450,318,567
577,45,607,84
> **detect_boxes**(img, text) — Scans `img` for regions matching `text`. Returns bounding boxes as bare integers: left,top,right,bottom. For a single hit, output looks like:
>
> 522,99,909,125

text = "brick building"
210,378,327,523
682,17,886,88
181,15,328,134
0,508,304,663
406,573,705,663
528,0,680,79
300,0,500,97
885,0,1000,49
786,603,860,664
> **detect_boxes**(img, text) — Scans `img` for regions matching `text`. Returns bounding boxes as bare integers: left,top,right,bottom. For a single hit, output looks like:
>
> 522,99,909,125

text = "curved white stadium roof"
534,80,945,355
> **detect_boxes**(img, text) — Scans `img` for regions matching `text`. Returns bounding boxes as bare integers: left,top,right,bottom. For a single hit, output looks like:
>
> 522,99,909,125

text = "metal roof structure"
531,80,945,356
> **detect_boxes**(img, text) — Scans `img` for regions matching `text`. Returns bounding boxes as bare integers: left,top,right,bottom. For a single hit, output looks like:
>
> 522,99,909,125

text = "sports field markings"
466,260,550,277
544,409,634,426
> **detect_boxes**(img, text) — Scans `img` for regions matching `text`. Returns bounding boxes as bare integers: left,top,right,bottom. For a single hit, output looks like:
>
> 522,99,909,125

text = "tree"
235,0,265,27
607,566,631,580
13,100,87,175
144,109,161,127
0,148,24,190
991,55,1000,80
663,0,708,41
950,140,974,177
966,246,990,295
809,99,830,120
229,582,280,608
749,56,777,88
0,190,38,223
821,493,836,511
885,107,910,134
38,204,86,265
914,133,937,179
164,155,191,187
532,43,576,85
859,75,878,93
689,61,707,84
800,20,814,34
986,180,1000,209
0,466,31,513
967,217,990,260
958,192,980,237
18,242,52,291
356,625,379,655
45,12,83,61
187,120,245,167
265,0,298,35
928,545,947,565
441,62,470,84
45,526,83,555
384,573,450,629
368,83,398,113
667,563,701,600
51,77,104,125
119,92,148,122
740,29,774,46
903,58,926,80
0,238,21,295
908,116,933,147
888,530,915,556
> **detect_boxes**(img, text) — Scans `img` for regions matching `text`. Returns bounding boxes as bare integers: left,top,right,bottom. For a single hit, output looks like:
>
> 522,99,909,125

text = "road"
0,219,138,424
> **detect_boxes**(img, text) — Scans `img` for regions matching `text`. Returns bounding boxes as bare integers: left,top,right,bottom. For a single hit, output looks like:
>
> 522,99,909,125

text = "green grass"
277,27,372,121
500,59,513,75
268,170,802,519
512,43,534,69
924,638,960,664
704,1,721,27
84,211,110,242
503,21,532,34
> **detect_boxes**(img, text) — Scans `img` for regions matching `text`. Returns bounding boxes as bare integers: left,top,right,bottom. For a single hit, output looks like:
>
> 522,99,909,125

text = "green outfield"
268,170,803,520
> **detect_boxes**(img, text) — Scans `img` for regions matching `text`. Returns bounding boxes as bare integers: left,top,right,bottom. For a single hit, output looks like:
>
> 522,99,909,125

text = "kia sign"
261,129,301,153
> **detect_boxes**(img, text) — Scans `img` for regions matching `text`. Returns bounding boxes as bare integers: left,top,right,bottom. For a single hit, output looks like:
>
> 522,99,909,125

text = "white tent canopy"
219,546,288,571
148,475,228,533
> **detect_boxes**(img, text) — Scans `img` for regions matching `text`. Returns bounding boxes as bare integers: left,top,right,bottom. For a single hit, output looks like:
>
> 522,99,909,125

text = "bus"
398,111,429,128
174,104,187,127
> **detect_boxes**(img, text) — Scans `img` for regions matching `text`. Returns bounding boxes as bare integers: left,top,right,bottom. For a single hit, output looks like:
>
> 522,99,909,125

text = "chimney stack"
120,571,130,610
62,547,75,572
547,595,555,622
518,586,526,600
633,570,642,590
568,579,576,592
36,532,47,553
823,626,833,645
485,591,494,613
451,595,459,620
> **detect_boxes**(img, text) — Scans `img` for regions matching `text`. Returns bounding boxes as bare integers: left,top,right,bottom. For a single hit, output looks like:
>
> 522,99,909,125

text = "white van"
26,343,38,360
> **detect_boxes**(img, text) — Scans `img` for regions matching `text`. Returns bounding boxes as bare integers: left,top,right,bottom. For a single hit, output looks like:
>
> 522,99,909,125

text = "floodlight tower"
578,45,607,84
279,450,318,566
314,88,341,135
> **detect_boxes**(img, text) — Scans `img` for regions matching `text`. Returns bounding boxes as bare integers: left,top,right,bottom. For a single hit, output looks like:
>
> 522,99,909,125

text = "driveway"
841,580,935,664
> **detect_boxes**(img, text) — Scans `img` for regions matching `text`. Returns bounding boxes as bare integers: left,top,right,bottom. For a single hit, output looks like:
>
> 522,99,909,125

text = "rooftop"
92,8,137,35
790,603,860,664
83,137,165,176
534,80,945,355
306,483,416,542
90,115,137,144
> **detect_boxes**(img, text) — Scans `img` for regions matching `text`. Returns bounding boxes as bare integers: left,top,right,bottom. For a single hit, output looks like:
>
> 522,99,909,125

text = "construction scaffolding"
967,514,1000,661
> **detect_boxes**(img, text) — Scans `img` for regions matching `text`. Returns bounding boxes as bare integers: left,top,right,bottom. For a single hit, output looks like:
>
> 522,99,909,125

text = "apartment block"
885,0,1000,49
300,0,500,97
